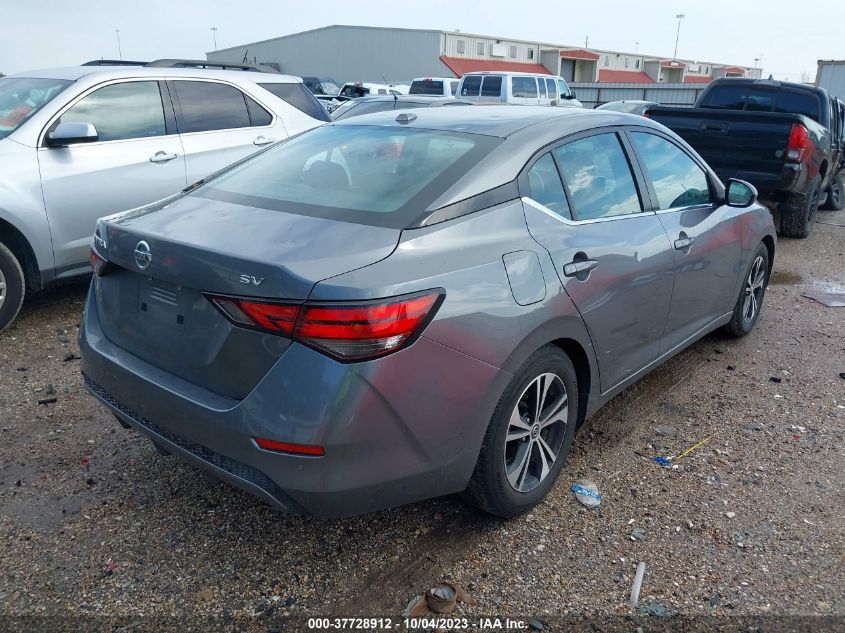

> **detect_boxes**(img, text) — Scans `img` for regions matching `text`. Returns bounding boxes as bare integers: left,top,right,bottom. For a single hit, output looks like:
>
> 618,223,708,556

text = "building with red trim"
207,25,761,85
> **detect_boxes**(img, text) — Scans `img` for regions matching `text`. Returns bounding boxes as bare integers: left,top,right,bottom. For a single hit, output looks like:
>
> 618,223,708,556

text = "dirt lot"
1,209,843,631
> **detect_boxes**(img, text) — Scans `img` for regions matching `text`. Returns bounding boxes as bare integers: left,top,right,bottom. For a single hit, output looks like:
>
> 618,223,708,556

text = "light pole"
211,27,218,51
635,41,640,54
673,13,685,60
115,28,122,60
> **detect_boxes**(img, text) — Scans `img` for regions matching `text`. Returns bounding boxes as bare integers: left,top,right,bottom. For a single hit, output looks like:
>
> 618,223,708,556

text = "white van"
456,72,582,107
409,77,459,97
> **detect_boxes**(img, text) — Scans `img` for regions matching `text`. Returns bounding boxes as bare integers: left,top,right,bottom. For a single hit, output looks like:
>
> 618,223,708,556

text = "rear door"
520,130,675,392
38,79,186,272
170,79,283,184
627,129,742,353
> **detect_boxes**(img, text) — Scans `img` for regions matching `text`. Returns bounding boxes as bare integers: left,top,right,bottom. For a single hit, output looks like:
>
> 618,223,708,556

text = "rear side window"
199,125,499,227
538,79,547,99
512,77,538,98
245,95,272,126
554,133,641,220
527,153,571,219
630,132,712,209
450,81,459,96
410,80,444,95
460,76,482,97
57,81,166,142
173,81,250,133
260,82,331,122
481,76,503,97
700,85,821,121
545,78,557,98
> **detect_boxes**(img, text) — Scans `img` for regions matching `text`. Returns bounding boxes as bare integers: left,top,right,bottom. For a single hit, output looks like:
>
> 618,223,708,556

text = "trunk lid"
94,194,400,399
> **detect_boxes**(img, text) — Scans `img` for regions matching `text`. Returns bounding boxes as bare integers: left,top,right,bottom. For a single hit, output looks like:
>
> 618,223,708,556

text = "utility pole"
673,13,685,59
211,27,218,50
115,28,122,60
635,41,640,54
585,36,589,49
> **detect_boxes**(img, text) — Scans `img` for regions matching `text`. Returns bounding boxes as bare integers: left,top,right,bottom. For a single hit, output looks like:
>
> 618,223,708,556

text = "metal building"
206,24,759,85
816,60,845,100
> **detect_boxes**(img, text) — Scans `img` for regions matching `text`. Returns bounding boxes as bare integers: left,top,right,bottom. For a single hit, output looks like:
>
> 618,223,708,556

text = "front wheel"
725,243,769,338
463,346,579,517
0,242,25,334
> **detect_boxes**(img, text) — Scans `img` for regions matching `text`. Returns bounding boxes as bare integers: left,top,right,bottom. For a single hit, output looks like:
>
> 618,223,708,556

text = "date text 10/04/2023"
306,617,530,629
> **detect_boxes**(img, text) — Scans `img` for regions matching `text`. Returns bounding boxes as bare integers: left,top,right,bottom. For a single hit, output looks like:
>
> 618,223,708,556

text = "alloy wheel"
742,255,766,324
0,266,6,312
504,372,568,493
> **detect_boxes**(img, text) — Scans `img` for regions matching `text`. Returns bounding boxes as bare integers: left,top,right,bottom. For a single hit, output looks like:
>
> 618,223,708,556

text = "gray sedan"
80,107,776,517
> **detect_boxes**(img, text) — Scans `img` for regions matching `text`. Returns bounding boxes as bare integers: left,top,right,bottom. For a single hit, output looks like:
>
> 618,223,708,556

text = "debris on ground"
802,291,845,307
654,425,677,437
655,436,712,468
571,479,601,508
37,397,57,405
404,582,476,617
631,527,646,541
639,601,671,618
629,561,646,608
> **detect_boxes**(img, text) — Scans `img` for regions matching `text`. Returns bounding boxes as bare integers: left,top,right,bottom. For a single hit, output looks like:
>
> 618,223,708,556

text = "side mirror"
725,178,758,208
550,98,559,107
568,90,577,100
46,122,98,147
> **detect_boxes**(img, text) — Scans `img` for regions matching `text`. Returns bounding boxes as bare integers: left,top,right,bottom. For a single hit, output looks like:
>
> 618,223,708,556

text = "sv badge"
239,275,265,286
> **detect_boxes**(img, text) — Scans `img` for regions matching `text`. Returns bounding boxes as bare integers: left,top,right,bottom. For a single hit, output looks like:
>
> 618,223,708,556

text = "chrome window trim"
522,196,655,226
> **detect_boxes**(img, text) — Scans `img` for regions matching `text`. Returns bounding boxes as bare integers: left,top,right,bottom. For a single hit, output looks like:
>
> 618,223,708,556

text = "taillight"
89,248,112,277
296,291,443,361
208,296,298,336
207,289,444,362
786,123,808,162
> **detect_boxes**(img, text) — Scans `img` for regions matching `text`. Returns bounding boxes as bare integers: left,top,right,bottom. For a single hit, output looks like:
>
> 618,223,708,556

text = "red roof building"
439,56,553,76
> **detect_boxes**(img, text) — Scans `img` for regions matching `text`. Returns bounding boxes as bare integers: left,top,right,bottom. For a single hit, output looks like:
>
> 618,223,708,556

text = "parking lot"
1,205,842,626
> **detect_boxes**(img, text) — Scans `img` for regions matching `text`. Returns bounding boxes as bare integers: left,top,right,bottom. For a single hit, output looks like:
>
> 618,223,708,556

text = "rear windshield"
196,124,500,228
700,85,821,121
410,80,444,95
259,82,330,122
0,77,72,139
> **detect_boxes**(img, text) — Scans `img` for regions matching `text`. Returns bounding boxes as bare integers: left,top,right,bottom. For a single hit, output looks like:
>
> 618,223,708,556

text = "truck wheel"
0,242,26,333
820,173,845,211
779,175,821,238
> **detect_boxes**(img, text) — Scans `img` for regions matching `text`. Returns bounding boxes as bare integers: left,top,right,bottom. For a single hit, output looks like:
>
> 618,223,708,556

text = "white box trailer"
816,60,845,100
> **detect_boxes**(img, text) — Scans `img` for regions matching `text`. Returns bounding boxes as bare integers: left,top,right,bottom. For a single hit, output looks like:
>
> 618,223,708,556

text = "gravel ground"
1,209,843,631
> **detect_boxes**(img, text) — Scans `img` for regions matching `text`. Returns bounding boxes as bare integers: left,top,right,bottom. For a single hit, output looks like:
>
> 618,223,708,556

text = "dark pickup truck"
647,78,845,237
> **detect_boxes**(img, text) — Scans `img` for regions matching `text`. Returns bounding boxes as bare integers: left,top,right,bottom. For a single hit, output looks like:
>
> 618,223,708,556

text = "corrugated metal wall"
207,26,448,84
817,62,845,100
570,82,707,108
443,33,540,64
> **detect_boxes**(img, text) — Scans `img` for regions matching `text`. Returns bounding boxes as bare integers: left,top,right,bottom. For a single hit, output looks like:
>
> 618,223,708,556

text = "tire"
725,243,769,338
463,346,579,517
779,175,821,238
0,242,25,334
820,173,845,211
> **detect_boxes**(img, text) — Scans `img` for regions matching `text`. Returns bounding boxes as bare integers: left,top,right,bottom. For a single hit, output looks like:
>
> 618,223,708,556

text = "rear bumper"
79,286,508,517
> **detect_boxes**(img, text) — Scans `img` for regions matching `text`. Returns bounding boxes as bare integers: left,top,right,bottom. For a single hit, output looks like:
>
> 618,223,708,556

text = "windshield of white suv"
0,77,73,140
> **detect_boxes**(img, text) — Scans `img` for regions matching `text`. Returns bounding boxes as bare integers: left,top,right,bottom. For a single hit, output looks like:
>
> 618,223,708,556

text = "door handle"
674,236,695,251
149,151,178,163
563,259,599,277
253,136,275,146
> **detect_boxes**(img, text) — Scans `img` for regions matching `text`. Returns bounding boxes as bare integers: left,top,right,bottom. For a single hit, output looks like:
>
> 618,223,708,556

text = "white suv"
0,60,329,331
457,72,582,107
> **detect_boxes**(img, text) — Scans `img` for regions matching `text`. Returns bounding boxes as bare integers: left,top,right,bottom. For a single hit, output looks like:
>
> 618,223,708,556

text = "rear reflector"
254,437,324,456
786,122,808,162
207,289,444,362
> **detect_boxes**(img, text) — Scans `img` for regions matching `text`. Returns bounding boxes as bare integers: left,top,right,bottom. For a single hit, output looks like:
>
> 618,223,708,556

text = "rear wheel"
725,243,769,337
779,175,821,238
463,346,578,517
0,242,25,333
820,173,845,210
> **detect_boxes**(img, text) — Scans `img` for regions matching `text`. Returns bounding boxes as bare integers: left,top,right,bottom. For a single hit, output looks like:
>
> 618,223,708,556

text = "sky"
2,0,844,82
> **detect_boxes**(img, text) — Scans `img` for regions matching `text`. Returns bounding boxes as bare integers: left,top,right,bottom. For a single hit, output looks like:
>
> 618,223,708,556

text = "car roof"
460,72,557,78
7,65,302,83
333,105,602,138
